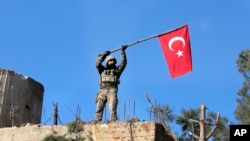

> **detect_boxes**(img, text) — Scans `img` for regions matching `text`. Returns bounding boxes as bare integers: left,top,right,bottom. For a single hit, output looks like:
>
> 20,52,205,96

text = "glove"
104,50,110,56
121,45,128,51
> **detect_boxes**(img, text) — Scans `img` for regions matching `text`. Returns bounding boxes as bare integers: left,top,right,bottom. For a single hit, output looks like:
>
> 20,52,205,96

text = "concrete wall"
0,69,44,127
0,122,175,141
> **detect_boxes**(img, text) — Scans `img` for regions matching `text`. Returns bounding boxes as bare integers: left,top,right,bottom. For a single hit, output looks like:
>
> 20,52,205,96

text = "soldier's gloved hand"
121,45,128,51
104,50,111,56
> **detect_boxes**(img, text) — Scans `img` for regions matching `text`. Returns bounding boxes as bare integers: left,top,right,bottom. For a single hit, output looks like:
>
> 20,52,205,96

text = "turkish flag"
158,25,192,78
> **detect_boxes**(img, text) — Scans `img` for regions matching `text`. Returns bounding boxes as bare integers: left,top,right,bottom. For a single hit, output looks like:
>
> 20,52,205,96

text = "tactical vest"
100,69,120,85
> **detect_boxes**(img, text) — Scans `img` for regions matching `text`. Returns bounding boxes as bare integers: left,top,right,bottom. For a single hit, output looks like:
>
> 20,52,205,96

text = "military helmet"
106,55,117,65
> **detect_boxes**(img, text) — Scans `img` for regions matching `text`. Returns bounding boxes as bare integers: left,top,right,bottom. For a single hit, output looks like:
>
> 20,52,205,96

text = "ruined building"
0,68,44,127
0,68,176,141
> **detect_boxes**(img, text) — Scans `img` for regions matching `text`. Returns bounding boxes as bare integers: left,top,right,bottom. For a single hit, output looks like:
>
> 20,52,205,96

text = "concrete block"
0,69,44,127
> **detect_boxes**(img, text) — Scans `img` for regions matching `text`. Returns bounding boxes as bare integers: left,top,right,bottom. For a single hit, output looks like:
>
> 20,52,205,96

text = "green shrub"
42,135,69,141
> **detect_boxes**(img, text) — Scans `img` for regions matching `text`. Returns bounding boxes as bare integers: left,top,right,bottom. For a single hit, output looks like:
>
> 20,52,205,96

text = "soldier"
94,45,127,122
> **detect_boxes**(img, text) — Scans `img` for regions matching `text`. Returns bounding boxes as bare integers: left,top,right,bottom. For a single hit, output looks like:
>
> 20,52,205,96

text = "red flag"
158,25,192,78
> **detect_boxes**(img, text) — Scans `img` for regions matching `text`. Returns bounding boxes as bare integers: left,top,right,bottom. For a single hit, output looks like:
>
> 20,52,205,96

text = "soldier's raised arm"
96,51,110,74
117,45,127,74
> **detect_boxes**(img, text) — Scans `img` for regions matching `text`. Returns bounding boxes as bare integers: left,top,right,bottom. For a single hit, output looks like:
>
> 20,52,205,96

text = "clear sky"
1,0,249,130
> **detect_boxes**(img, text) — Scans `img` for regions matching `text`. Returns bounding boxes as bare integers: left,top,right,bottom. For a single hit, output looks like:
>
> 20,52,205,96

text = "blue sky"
1,0,250,130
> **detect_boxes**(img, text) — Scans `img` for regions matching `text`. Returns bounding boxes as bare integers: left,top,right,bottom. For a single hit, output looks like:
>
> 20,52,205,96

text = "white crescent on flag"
168,36,185,52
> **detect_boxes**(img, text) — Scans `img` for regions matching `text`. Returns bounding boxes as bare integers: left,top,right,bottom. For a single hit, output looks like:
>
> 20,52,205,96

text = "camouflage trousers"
95,87,118,122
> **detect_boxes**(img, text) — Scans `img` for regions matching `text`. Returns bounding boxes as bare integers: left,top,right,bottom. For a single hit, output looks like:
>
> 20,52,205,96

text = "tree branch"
190,133,199,140
206,113,220,139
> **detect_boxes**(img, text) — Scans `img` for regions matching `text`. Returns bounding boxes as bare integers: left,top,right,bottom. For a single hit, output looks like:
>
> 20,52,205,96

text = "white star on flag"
176,50,183,57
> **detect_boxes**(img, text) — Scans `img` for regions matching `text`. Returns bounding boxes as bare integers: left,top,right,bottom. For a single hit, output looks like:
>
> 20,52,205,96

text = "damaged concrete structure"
0,69,44,127
0,68,177,141
0,122,175,141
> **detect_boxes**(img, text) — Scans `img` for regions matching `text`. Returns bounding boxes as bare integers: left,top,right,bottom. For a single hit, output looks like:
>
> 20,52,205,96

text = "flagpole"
157,24,188,37
98,24,188,56
110,34,158,53
97,35,157,56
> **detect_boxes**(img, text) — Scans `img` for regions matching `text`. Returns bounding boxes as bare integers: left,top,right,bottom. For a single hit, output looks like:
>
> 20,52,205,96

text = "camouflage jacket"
96,51,127,88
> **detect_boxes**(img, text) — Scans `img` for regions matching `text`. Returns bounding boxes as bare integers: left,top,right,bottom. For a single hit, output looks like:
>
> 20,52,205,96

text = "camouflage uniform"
94,49,127,122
